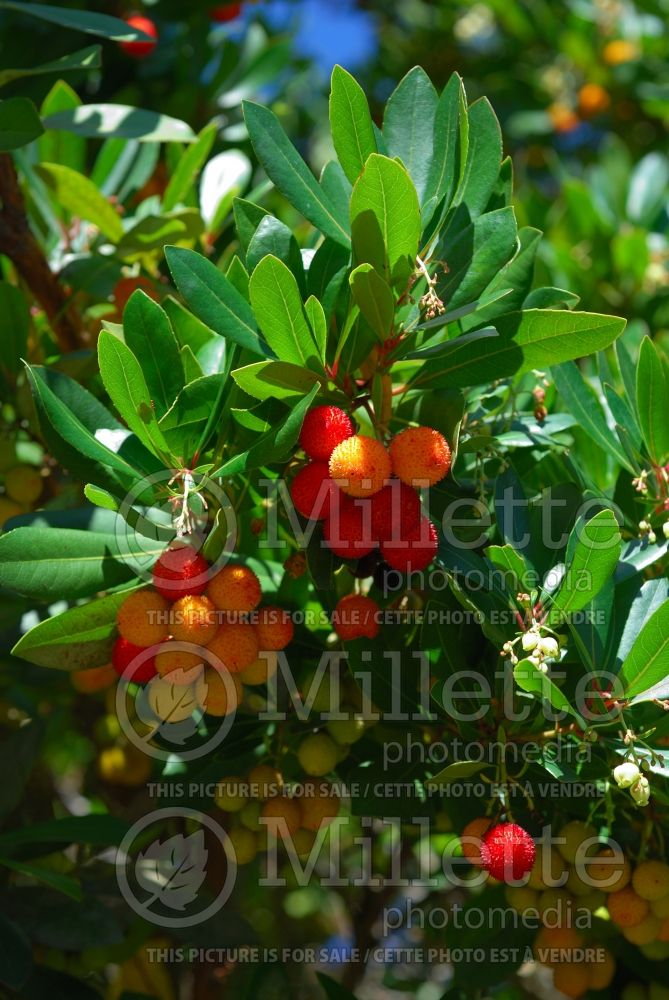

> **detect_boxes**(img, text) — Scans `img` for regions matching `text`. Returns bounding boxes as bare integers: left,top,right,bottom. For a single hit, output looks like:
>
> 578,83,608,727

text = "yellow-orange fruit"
238,651,278,686
291,828,317,857
632,860,669,901
533,925,583,966
98,744,152,786
603,39,639,65
623,913,662,945
389,426,451,487
71,664,117,693
207,622,259,673
0,497,22,528
255,606,294,651
117,589,170,646
261,796,302,839
528,845,567,890
4,464,43,504
227,827,258,865
652,895,669,919
588,948,615,989
460,817,491,867
154,645,204,683
329,434,391,497
170,595,218,646
298,779,340,831
552,962,591,999
608,885,649,927
248,764,284,800
332,594,380,641
658,918,669,942
195,667,241,716
214,776,250,812
587,846,631,892
548,102,580,133
578,82,610,117
207,564,262,613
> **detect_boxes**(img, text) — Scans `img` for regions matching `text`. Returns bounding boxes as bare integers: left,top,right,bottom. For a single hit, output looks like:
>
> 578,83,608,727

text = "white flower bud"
630,776,651,807
522,632,539,652
613,761,640,788
539,636,559,658
663,521,669,541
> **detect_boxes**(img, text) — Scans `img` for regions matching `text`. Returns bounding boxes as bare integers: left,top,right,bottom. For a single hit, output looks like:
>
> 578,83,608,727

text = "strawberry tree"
1,38,669,1000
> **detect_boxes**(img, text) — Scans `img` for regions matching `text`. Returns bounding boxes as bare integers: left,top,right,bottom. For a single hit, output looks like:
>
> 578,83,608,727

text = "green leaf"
249,255,323,370
38,80,84,173
159,374,225,460
0,526,153,601
123,292,184,418
552,362,632,471
0,913,31,990
618,600,669,703
329,64,377,185
350,153,421,288
435,205,518,311
427,760,489,786
514,659,583,723
34,163,123,242
453,97,502,217
305,295,328,359
0,813,130,850
0,282,29,375
0,722,43,821
0,1,154,39
232,361,323,401
636,337,669,464
462,226,541,329
349,263,394,341
166,246,270,358
233,197,270,259
43,104,194,143
424,72,467,218
246,215,305,293
413,311,626,390
117,211,203,260
549,510,622,622
12,589,133,669
243,100,350,246
0,97,43,151
98,331,171,460
0,858,82,901
383,66,438,204
316,972,358,1000
0,45,101,88
162,123,217,211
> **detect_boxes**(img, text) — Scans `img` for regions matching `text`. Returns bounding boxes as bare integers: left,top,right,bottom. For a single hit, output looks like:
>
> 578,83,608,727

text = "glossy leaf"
329,64,377,185
0,1,154,39
636,336,669,464
0,97,43,151
232,361,323,401
43,104,194,143
618,600,669,703
0,45,100,88
383,66,438,204
349,263,394,341
35,162,123,241
549,510,621,622
123,291,184,418
249,255,323,370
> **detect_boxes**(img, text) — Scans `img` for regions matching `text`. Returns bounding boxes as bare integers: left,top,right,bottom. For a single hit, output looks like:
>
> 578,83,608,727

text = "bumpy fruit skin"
0,497,22,528
208,622,259,673
248,764,283,800
4,464,42,504
71,664,117,693
300,405,354,461
370,480,422,541
112,637,158,683
332,594,380,641
261,796,302,838
228,827,257,865
632,860,669,901
170,595,218,646
389,427,451,487
255,606,294,651
329,435,391,498
195,666,241,716
210,3,243,21
607,885,649,927
152,545,209,601
154,645,204,684
120,15,158,58
460,817,492,866
117,590,170,647
552,962,591,999
481,822,536,883
323,496,375,559
380,516,438,574
297,733,339,776
290,462,338,520
207,564,261,613
298,780,340,831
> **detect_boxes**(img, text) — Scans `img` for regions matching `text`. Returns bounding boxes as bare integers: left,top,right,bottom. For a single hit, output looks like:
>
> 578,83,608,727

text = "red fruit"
152,545,210,601
290,462,338,521
210,2,242,21
299,406,354,462
120,15,158,58
112,637,157,683
481,823,536,883
370,481,422,541
323,496,375,560
332,594,380,641
380,516,438,574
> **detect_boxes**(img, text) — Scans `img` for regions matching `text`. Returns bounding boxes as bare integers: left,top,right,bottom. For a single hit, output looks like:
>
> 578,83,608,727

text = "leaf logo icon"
135,671,204,746
135,830,208,911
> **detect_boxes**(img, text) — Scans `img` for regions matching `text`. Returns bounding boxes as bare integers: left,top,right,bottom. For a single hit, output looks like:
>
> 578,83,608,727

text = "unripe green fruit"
621,986,648,1000
214,776,249,813
240,801,263,831
297,733,339,776
556,820,598,864
649,984,669,1000
640,941,669,960
228,827,258,865
4,464,42,504
505,885,539,915
326,715,366,745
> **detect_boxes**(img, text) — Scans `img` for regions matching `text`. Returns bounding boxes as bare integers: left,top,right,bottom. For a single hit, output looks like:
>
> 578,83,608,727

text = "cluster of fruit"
74,544,293,721
120,4,245,59
290,405,450,575
214,766,340,865
0,434,43,528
